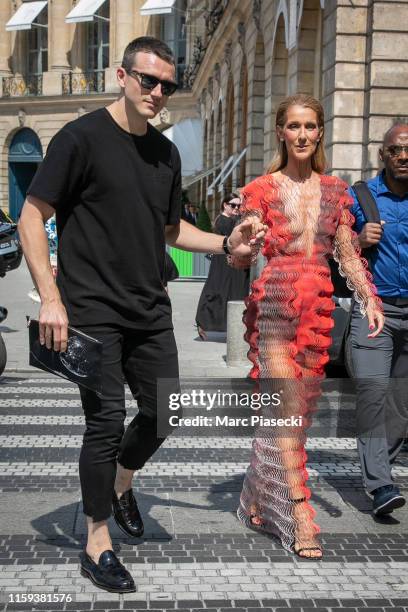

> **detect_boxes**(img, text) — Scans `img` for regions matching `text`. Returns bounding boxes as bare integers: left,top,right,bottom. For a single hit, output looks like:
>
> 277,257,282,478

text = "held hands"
366,300,385,339
39,298,69,352
358,221,385,249
228,216,268,257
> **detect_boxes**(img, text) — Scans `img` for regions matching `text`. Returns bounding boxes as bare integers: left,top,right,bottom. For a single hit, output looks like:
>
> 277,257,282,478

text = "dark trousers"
351,301,408,493
77,325,179,521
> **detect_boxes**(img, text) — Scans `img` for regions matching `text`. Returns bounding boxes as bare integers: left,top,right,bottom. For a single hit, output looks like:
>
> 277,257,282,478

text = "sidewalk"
1,264,408,610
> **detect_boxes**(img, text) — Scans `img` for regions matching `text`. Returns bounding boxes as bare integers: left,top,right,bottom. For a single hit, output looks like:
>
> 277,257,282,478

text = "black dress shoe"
80,550,135,593
112,489,144,538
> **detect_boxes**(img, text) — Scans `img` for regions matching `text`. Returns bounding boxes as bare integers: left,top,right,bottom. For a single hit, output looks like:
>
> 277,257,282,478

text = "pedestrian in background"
195,192,250,339
181,201,196,225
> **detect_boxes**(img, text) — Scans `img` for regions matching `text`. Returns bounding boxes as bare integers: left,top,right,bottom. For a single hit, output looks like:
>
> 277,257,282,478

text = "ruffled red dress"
236,173,380,552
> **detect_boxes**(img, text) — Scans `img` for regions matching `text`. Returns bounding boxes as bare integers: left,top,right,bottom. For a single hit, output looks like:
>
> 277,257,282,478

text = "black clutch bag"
28,319,103,396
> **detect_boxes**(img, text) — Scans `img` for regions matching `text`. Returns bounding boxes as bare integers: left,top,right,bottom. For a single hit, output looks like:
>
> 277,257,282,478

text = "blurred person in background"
195,192,250,339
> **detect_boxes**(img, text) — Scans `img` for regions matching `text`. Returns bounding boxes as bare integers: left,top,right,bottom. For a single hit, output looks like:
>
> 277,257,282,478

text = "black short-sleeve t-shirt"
27,108,181,329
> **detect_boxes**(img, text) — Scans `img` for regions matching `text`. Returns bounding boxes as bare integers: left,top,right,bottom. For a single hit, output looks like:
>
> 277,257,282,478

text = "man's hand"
39,299,69,352
358,221,385,249
228,216,268,257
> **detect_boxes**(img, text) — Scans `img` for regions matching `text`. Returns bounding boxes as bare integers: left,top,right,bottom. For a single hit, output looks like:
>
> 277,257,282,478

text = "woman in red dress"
233,94,384,558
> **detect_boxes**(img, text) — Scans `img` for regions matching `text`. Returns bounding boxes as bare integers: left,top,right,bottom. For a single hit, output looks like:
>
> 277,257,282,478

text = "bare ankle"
86,517,112,562
114,464,135,497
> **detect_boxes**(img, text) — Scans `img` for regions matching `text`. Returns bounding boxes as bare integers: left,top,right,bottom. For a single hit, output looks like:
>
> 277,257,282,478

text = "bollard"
226,300,248,366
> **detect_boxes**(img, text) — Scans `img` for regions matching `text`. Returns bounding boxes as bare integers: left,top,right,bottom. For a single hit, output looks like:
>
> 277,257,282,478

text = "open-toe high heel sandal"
291,497,323,559
237,505,265,533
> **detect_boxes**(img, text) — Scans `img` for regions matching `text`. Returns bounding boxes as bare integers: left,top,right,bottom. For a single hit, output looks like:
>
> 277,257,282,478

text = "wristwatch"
222,235,231,255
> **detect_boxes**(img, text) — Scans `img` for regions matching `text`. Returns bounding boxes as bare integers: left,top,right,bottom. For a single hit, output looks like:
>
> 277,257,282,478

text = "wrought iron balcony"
182,0,229,89
62,71,105,95
2,75,43,97
182,36,205,90
204,0,225,37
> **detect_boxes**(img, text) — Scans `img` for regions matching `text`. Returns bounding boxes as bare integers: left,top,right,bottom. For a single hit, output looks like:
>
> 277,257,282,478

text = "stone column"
49,0,71,70
113,0,135,65
0,0,12,74
105,0,134,92
133,0,156,37
42,0,72,96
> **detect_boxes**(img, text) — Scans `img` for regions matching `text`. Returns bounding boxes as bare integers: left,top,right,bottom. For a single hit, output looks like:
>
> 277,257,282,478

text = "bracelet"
222,235,231,255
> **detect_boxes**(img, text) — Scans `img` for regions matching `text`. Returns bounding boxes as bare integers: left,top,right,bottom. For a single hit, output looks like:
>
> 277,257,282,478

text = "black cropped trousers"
77,325,179,522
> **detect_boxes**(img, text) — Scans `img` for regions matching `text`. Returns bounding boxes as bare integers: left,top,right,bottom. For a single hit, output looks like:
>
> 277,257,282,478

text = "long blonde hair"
267,94,327,174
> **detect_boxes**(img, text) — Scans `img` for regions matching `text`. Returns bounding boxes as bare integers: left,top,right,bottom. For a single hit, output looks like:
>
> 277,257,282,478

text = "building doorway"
8,128,43,221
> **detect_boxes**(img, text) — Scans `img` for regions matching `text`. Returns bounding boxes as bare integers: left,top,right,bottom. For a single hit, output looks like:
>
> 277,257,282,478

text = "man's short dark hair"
383,122,408,146
122,37,175,72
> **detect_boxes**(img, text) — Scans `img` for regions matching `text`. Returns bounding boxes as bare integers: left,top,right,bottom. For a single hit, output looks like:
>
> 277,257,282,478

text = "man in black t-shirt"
18,37,265,593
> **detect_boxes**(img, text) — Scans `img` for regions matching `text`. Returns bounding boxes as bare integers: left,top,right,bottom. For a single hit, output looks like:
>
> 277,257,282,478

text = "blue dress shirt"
349,171,408,297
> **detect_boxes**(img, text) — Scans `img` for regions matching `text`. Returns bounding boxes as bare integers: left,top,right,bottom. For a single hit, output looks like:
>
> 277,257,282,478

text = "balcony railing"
2,75,43,97
182,1,228,89
62,71,105,95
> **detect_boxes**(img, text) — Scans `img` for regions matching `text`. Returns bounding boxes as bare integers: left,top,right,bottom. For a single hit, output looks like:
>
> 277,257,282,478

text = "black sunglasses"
227,203,240,209
386,145,408,157
124,69,178,96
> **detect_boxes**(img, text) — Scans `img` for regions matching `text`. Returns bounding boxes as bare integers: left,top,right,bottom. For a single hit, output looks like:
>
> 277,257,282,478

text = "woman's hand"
228,216,268,257
366,300,385,338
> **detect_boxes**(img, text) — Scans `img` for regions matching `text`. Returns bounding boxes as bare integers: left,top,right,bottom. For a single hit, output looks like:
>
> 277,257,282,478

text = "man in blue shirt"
350,123,408,517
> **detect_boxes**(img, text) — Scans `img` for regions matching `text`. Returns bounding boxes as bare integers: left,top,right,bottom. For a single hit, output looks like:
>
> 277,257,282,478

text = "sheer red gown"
234,173,381,552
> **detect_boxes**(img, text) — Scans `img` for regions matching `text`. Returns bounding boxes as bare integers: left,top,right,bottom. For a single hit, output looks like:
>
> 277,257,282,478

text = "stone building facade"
0,0,196,218
1,0,407,222
183,0,408,219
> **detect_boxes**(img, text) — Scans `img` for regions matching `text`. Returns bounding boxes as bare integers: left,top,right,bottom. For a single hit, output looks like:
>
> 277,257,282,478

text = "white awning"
182,162,222,189
6,1,47,31
163,118,203,178
140,0,176,16
65,0,107,23
207,155,234,196
207,148,248,196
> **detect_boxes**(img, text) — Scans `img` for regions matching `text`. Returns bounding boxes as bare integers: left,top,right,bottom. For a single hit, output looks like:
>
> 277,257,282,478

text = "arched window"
226,78,235,192
270,15,288,154
297,0,322,97
8,129,43,221
239,64,248,187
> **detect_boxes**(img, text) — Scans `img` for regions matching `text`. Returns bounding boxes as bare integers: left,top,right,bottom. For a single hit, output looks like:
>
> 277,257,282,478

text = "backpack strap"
352,180,381,267
352,181,381,224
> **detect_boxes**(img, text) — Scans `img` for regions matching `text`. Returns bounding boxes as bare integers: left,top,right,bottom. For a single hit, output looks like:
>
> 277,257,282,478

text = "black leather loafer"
80,550,135,593
112,489,144,538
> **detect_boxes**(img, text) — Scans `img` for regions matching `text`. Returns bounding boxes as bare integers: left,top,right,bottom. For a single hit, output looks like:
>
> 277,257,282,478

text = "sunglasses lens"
162,82,177,96
388,146,408,156
141,75,160,90
136,71,177,96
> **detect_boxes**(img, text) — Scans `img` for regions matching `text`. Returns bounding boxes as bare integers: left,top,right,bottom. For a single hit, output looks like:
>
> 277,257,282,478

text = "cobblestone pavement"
1,375,408,612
